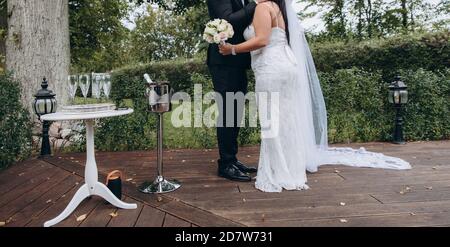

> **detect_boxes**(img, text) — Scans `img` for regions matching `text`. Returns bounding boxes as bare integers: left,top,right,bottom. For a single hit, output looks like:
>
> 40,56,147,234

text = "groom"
207,0,265,182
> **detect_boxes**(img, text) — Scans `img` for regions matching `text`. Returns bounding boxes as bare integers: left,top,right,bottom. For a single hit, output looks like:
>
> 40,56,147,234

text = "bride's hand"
219,43,233,56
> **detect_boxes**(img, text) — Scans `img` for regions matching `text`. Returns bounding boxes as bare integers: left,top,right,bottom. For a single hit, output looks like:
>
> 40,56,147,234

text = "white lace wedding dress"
244,1,411,193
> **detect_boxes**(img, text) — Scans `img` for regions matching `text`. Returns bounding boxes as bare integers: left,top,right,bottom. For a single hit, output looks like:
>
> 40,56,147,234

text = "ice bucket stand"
139,81,181,194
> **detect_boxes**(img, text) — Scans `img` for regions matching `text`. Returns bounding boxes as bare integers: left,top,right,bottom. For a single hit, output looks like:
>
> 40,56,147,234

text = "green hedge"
311,31,449,80
85,32,450,152
0,73,32,169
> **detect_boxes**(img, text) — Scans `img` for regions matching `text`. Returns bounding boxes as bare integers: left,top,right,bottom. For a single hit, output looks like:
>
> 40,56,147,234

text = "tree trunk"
365,0,373,38
401,0,408,30
356,0,364,40
6,0,69,117
0,2,6,68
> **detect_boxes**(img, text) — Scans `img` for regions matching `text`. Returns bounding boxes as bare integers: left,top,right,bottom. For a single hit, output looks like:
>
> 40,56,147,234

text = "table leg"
43,184,90,227
43,120,136,227
85,120,98,192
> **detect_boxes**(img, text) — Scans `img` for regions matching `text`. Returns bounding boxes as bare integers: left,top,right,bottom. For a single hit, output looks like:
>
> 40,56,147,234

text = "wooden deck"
1,141,450,227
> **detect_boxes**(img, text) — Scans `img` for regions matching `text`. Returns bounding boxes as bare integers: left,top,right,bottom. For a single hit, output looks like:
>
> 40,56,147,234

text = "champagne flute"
79,74,90,104
92,74,102,102
68,75,78,105
103,74,112,101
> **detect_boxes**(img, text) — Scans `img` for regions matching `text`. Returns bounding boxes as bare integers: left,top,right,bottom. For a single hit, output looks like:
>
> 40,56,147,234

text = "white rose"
204,26,216,36
226,23,234,37
204,34,213,43
217,23,227,32
227,23,233,31
219,32,228,40
228,29,234,38
212,19,221,26
213,34,221,44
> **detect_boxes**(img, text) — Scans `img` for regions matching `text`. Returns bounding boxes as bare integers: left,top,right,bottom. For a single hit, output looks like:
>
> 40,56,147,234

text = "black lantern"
34,78,57,156
388,76,408,144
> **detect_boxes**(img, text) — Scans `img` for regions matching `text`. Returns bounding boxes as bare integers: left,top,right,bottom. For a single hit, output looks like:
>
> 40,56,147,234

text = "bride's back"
244,1,297,71
263,1,286,31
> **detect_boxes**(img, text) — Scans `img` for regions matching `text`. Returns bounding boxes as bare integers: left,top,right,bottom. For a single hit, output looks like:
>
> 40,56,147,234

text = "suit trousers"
209,65,249,166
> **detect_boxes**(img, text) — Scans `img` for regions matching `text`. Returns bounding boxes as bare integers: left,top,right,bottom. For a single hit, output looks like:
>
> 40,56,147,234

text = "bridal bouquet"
203,19,234,44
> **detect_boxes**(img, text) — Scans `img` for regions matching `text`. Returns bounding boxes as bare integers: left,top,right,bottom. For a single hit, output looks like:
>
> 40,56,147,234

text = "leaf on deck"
109,212,119,218
76,214,87,222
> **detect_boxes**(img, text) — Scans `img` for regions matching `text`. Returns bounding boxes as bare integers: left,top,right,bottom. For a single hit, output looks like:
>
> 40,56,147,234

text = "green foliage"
311,31,449,80
320,69,391,143
69,0,131,72
136,0,204,14
0,73,32,169
301,0,447,41
400,69,450,141
129,6,204,62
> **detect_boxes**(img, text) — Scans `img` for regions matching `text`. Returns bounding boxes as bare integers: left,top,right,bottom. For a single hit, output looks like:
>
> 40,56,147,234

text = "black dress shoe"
235,161,258,173
218,164,252,182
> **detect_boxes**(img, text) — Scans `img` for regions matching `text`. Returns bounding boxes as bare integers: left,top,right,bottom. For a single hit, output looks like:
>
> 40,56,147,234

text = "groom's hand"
219,43,233,56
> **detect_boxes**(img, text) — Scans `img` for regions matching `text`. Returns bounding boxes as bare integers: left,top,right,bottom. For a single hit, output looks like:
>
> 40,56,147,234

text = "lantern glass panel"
48,98,57,113
400,90,408,104
389,90,394,104
394,91,401,105
35,99,47,115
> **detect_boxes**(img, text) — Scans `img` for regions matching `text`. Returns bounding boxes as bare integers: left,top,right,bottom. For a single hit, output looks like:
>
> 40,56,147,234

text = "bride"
219,0,411,192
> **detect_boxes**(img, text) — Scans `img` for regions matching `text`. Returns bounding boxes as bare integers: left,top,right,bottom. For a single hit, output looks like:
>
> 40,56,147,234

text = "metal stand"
139,113,181,194
40,121,52,156
393,107,405,144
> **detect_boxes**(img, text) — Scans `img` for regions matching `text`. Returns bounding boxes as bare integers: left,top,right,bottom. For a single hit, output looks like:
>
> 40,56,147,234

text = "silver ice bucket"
140,80,181,194
146,81,172,113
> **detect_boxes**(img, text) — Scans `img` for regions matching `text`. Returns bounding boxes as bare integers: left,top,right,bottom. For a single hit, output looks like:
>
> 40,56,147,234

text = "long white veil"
285,0,411,172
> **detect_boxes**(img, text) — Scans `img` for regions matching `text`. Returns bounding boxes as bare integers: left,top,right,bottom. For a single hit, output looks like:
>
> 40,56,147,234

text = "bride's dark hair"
268,0,290,44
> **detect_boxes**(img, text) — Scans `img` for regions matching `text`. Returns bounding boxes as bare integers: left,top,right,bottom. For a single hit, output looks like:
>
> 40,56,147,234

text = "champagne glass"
68,75,78,105
92,74,103,102
103,74,112,101
79,74,90,104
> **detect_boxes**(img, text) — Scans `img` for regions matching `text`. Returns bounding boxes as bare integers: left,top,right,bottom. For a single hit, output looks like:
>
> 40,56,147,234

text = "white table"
41,109,137,227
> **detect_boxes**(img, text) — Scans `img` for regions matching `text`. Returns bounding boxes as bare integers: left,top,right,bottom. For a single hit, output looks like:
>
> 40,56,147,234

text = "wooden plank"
0,159,39,179
42,156,85,178
371,188,450,204
134,205,165,227
26,182,80,227
220,199,450,223
189,193,380,212
0,163,60,208
163,214,191,227
157,201,244,227
246,211,450,227
0,168,70,221
107,197,143,227
0,160,52,195
56,197,101,227
5,174,81,227
79,200,119,227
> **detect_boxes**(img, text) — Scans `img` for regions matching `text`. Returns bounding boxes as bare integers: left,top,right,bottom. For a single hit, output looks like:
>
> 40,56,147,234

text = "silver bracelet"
232,45,237,56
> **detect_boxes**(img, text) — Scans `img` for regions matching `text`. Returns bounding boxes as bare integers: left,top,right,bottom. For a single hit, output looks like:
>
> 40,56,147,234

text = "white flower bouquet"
203,19,234,45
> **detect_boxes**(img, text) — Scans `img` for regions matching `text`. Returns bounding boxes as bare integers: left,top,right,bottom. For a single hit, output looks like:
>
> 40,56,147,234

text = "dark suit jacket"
206,0,257,69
